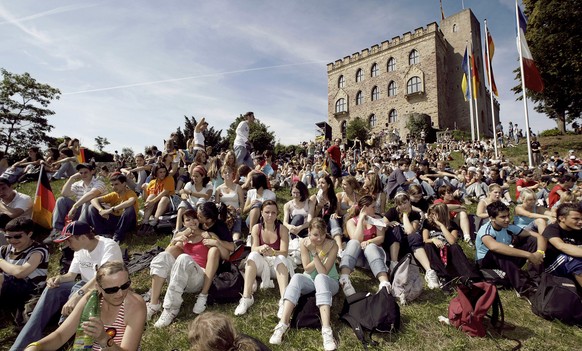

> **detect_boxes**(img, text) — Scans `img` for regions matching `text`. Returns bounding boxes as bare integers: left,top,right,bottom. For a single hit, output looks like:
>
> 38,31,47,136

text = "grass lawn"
1,135,582,350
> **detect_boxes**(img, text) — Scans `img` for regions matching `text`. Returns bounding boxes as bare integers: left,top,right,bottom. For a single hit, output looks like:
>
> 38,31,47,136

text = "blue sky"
0,0,553,154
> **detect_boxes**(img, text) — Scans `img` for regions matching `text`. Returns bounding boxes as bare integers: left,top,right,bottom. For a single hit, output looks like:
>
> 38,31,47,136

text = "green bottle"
73,290,101,350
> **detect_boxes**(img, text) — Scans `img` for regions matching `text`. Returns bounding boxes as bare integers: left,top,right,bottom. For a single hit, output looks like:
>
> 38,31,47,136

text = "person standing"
326,138,342,188
234,112,255,169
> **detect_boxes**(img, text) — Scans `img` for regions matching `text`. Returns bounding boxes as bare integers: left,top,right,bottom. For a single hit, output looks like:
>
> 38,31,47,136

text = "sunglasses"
4,234,23,240
101,280,131,294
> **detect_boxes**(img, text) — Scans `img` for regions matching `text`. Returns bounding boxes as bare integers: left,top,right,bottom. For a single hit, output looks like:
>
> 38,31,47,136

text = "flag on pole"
32,166,55,229
77,147,87,163
439,0,445,20
485,29,499,96
470,52,480,99
517,5,544,92
461,48,470,101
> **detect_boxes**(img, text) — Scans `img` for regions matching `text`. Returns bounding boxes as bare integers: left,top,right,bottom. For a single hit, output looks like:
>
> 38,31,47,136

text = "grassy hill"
1,135,582,350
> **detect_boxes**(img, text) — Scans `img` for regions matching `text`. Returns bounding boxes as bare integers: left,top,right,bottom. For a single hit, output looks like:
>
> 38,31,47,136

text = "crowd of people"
1,112,582,350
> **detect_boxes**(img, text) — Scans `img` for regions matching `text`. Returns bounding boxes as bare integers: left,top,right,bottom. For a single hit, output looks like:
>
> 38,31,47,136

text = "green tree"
405,113,431,140
94,136,110,152
346,117,369,142
0,68,60,158
224,115,275,154
121,147,134,161
512,0,582,133
181,116,227,154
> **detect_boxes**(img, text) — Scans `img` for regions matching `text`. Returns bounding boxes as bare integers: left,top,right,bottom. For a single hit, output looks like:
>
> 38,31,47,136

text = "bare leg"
201,247,220,294
275,263,289,298
319,305,332,328
377,272,389,283
280,300,295,325
175,207,185,231
249,208,261,231
535,218,547,234
243,260,257,298
150,275,165,305
154,196,171,219
390,242,400,263
413,247,432,271
142,194,156,223
458,211,471,239
334,236,343,252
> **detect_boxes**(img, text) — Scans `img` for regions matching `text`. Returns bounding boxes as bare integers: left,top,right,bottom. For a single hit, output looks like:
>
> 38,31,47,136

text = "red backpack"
448,282,504,337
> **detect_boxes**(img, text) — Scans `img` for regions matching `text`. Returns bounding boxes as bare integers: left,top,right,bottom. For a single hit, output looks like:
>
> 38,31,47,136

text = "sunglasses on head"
4,234,23,240
101,280,131,294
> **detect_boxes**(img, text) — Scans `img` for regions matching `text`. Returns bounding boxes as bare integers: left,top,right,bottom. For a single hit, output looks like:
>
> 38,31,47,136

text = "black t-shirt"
423,220,460,233
384,208,421,224
411,197,431,212
207,220,233,242
542,223,582,265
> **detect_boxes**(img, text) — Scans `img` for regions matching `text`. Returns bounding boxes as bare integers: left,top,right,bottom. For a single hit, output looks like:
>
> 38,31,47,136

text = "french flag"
517,5,544,92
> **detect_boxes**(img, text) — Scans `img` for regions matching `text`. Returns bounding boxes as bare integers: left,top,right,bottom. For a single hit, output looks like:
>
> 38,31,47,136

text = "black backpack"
531,273,582,326
290,292,321,329
208,261,244,304
340,287,400,349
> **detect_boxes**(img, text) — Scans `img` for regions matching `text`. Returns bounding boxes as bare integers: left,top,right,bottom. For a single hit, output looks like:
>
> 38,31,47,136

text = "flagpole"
484,19,499,159
32,164,44,221
466,41,476,141
470,38,481,141
516,0,534,167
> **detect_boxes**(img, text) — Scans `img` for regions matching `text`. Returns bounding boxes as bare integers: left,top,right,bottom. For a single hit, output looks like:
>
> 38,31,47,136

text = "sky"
0,0,555,154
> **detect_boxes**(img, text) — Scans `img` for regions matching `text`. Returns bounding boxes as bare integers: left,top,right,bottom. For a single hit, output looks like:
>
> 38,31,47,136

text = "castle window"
369,114,377,128
356,69,363,82
335,98,346,113
356,91,363,105
453,24,458,32
371,63,379,77
389,109,398,123
407,76,421,94
388,81,397,96
338,75,345,88
387,57,396,72
341,121,347,138
371,86,380,101
409,49,419,65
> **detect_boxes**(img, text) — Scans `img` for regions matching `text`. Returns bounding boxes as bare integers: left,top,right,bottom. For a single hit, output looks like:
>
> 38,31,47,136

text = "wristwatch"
77,289,85,297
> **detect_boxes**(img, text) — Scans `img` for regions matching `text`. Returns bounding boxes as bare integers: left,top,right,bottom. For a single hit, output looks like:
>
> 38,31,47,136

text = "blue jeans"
340,240,388,278
86,205,136,242
283,273,339,307
52,197,89,231
234,145,253,169
11,280,85,351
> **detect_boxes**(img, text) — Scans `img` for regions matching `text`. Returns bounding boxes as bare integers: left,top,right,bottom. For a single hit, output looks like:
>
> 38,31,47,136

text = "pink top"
353,217,377,241
183,240,210,269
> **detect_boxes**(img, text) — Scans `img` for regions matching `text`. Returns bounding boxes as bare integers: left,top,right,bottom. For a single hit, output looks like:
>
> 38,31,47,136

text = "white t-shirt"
184,182,213,207
2,191,33,218
68,236,123,282
233,121,249,148
246,188,276,203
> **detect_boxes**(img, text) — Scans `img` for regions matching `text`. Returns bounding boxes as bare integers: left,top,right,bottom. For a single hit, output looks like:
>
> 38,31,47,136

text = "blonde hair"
96,261,128,287
518,188,536,202
188,312,258,351
427,203,451,228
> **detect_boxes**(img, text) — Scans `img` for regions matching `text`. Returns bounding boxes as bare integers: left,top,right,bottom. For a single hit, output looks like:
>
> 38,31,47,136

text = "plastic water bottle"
73,290,100,350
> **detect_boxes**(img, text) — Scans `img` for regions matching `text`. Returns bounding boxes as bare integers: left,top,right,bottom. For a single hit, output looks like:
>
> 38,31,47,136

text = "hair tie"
354,204,360,210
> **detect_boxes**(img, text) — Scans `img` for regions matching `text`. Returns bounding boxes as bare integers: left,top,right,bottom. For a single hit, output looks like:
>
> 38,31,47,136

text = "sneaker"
43,228,61,244
154,308,178,328
234,296,254,316
269,322,289,345
321,326,337,351
340,276,356,297
146,302,161,320
425,269,440,290
142,289,152,302
193,293,208,314
277,299,285,319
378,281,392,294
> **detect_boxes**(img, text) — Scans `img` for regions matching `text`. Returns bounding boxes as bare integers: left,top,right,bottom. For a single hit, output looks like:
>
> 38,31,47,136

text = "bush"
539,128,562,137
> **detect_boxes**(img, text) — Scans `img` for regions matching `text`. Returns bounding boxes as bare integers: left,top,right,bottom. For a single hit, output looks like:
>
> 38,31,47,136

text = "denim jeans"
340,240,388,278
51,161,76,180
86,205,136,241
234,145,253,169
329,216,343,237
11,280,85,351
283,273,339,307
52,197,89,231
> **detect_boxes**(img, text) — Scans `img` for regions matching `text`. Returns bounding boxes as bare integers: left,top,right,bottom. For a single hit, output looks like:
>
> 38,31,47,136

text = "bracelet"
536,250,546,257
26,342,41,348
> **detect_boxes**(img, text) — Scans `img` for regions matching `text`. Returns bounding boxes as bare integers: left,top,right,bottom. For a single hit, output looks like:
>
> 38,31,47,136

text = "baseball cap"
76,163,95,171
53,221,93,243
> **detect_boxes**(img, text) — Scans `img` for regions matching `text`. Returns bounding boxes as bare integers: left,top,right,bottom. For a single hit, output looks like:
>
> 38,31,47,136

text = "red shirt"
548,184,565,209
434,198,461,218
327,145,341,166
515,179,537,199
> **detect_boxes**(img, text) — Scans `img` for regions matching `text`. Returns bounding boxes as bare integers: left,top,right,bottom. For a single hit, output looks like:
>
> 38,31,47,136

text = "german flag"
77,147,87,163
32,165,56,229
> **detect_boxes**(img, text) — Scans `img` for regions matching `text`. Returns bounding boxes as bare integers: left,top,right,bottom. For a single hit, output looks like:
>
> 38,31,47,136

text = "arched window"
371,63,379,77
356,69,363,82
409,49,419,65
388,81,397,96
453,24,458,32
371,86,380,101
369,114,377,128
341,121,347,138
335,98,346,113
356,91,363,105
387,57,395,72
389,109,398,123
338,75,345,88
406,77,421,94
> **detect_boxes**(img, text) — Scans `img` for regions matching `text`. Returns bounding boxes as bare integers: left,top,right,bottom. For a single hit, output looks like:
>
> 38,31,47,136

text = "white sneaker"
322,326,337,350
378,281,392,294
234,296,254,316
389,261,398,273
277,299,285,319
154,308,178,328
340,276,356,297
146,302,161,320
425,269,440,290
193,293,208,314
269,322,289,345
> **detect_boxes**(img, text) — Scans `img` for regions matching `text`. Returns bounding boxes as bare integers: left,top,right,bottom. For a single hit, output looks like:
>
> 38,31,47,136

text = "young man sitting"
543,203,582,287
475,201,546,298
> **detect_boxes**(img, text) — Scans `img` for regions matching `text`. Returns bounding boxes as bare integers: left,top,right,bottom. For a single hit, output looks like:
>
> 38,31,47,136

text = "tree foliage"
94,136,110,152
225,115,275,154
405,113,431,140
346,117,369,142
181,116,227,154
0,68,60,158
513,0,582,132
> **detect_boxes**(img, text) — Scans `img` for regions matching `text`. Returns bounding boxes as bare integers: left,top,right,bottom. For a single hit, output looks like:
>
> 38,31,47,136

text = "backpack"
340,287,400,349
208,261,244,304
531,273,582,326
448,281,504,337
390,253,423,305
290,292,321,329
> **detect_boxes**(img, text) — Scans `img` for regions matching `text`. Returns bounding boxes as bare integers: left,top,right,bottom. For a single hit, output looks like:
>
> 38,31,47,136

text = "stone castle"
326,8,499,142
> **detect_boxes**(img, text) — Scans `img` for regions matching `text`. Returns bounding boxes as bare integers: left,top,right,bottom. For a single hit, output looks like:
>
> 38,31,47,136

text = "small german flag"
32,165,56,229
77,147,87,163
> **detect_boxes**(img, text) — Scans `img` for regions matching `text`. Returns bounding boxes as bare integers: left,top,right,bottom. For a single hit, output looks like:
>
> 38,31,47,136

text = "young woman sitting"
282,181,314,238
140,164,175,232
514,188,554,234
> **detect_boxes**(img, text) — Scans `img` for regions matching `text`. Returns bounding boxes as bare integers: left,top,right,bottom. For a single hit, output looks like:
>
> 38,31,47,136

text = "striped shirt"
0,241,49,287
71,177,107,200
93,298,140,351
